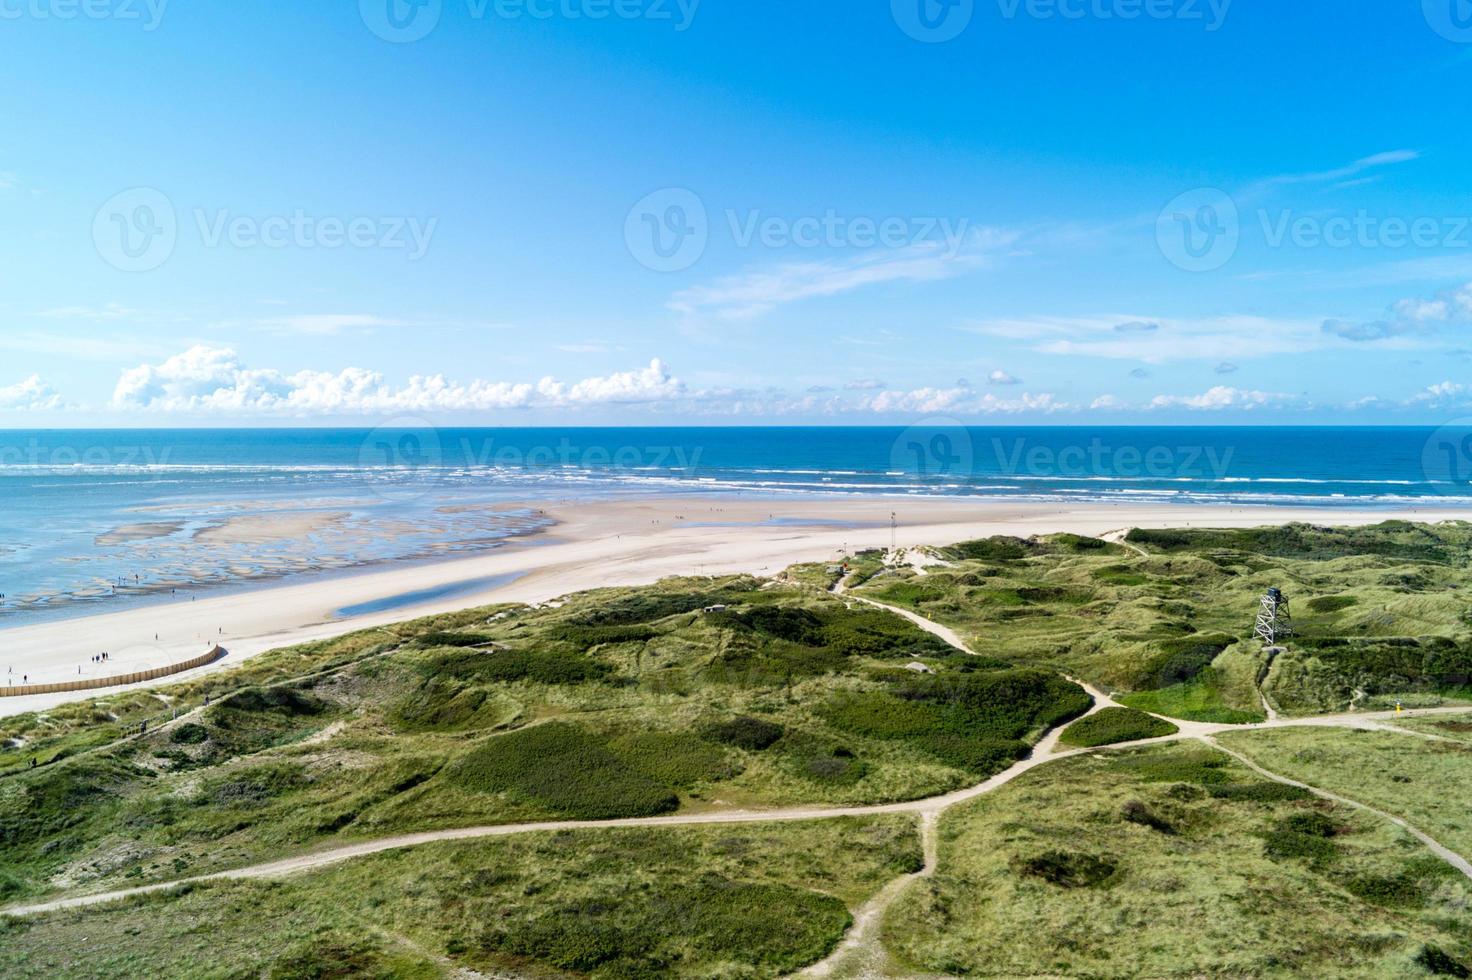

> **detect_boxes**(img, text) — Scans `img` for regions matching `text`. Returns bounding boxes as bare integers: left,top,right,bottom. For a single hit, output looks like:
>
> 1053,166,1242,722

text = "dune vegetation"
0,574,1086,910
8,520,1472,977
883,741,1472,977
0,816,921,979
854,521,1472,721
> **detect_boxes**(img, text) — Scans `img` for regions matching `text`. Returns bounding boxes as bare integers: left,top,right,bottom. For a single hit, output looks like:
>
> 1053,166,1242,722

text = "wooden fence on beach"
0,645,226,698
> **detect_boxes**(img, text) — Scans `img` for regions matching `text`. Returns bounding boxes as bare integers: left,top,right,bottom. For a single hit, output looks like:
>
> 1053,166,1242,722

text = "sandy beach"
2,494,1469,716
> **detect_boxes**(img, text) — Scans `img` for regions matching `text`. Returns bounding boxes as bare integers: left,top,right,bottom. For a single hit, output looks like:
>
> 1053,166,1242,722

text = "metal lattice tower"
1254,587,1294,645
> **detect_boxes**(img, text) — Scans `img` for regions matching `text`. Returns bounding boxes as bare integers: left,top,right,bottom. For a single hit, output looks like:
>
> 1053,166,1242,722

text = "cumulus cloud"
1324,282,1472,343
1214,362,1239,375
111,346,685,415
1148,386,1292,411
987,370,1021,386
844,379,887,391
1129,367,1151,379
0,375,64,411
866,386,1070,415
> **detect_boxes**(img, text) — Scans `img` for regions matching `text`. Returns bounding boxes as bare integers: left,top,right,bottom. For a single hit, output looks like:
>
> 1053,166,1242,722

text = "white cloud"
111,346,685,415
1148,386,1294,411
668,238,1012,321
255,314,410,336
967,313,1325,363
987,370,1021,386
1243,150,1420,199
1408,381,1467,406
0,375,64,411
866,386,1070,415
845,378,887,391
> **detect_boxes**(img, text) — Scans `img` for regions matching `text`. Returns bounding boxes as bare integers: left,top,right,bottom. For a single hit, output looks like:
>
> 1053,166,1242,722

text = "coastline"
3,493,1470,716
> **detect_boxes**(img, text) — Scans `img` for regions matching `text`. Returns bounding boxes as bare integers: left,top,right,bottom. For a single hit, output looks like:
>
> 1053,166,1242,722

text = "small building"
904,662,934,674
703,604,728,614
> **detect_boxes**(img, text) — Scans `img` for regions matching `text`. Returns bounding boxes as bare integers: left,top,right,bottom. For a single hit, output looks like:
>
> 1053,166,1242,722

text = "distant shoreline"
4,494,1472,718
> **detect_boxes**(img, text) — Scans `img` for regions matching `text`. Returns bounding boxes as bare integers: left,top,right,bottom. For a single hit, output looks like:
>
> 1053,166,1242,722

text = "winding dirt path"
6,598,1472,959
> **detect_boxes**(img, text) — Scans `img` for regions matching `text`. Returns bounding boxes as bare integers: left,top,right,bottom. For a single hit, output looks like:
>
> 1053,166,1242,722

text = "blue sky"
1,0,1471,425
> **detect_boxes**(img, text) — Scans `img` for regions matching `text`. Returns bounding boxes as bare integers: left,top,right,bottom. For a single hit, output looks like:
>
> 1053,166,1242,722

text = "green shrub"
783,739,869,786
943,536,1034,561
1207,782,1313,803
1263,830,1338,864
1120,800,1175,835
450,723,679,819
430,648,610,686
703,716,784,751
822,669,1089,776
1415,945,1472,978
1307,595,1358,614
218,687,324,717
1112,748,1234,785
608,732,737,787
1013,850,1117,888
414,631,494,648
1148,635,1234,688
170,723,210,745
481,878,849,977
1059,708,1178,748
544,624,660,647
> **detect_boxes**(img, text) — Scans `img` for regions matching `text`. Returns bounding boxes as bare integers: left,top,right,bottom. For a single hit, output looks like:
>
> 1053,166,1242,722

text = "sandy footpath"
1,494,1467,716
